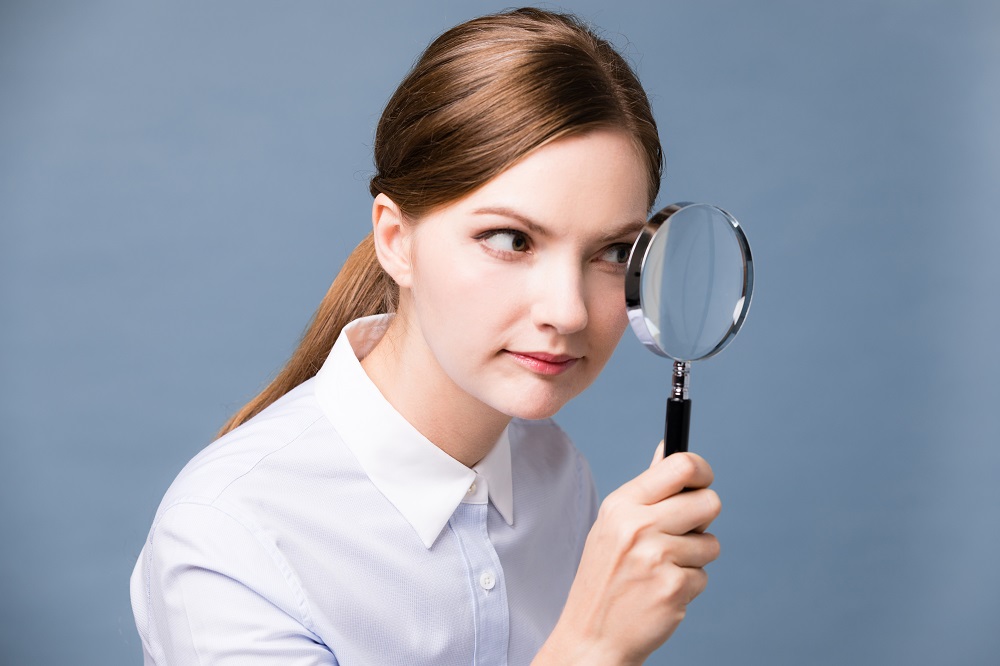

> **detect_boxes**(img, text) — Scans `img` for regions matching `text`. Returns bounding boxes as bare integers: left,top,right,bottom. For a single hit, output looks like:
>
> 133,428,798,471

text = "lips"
505,350,581,376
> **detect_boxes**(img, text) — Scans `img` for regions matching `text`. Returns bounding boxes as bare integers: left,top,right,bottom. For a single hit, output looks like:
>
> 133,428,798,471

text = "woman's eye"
599,243,631,265
482,230,530,253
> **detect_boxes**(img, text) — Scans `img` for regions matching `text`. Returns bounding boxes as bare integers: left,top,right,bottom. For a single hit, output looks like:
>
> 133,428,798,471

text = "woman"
131,8,720,665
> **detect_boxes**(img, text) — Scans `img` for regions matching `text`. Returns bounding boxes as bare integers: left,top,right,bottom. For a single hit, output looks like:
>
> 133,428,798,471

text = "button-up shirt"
130,314,599,665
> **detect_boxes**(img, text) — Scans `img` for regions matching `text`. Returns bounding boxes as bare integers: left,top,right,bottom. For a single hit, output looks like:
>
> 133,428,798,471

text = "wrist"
533,620,640,666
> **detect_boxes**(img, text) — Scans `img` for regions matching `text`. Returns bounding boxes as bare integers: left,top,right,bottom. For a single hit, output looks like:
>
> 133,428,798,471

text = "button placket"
448,501,509,664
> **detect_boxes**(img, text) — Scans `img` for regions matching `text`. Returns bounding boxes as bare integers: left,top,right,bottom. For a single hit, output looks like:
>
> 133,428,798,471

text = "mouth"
505,350,581,376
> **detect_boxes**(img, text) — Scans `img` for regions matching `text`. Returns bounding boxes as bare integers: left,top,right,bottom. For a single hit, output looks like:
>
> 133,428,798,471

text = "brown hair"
218,7,662,437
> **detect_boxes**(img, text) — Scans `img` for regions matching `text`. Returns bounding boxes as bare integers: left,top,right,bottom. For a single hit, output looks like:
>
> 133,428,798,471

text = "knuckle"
598,492,626,519
619,512,657,549
658,569,686,601
634,540,666,570
612,524,640,554
669,452,698,479
598,496,650,551
664,567,708,605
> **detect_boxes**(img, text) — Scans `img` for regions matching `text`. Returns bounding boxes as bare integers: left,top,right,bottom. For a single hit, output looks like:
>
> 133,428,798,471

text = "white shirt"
131,314,599,665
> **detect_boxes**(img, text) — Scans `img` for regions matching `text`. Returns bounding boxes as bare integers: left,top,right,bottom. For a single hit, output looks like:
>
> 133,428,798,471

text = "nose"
529,259,589,334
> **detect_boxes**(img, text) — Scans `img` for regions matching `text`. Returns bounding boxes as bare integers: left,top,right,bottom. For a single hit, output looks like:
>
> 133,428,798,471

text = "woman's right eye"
480,230,530,254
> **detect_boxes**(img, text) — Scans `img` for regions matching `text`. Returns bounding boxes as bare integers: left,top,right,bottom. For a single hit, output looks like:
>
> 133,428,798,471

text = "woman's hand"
534,448,721,666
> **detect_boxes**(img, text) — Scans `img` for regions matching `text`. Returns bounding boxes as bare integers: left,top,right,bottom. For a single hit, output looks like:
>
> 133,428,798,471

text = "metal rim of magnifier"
625,202,755,361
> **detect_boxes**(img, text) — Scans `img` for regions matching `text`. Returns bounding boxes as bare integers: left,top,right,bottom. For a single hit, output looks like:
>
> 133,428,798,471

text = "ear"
371,193,415,289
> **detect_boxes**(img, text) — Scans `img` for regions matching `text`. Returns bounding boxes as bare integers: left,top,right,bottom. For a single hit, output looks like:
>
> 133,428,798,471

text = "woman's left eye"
480,230,530,253
599,243,631,266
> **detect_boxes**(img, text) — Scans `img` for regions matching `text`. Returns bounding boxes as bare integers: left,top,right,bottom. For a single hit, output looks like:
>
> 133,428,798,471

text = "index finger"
622,451,714,505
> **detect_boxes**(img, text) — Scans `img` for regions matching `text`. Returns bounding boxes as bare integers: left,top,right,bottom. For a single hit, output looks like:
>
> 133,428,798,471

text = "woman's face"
394,129,650,421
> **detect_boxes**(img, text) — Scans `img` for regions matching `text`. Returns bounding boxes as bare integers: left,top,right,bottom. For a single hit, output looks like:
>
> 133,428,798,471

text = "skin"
364,129,721,664
364,129,648,466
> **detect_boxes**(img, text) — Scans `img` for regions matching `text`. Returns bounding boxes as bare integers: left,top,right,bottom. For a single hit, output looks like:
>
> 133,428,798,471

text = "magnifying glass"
625,202,754,458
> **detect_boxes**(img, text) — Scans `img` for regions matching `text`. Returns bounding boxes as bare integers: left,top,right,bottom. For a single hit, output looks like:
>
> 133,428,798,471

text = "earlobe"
371,193,414,288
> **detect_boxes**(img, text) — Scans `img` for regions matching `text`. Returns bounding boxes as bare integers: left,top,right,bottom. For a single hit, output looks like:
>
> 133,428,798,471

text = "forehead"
433,129,650,237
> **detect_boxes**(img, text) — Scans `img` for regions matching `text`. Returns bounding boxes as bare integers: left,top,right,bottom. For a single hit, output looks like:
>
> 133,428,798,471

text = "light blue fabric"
130,316,599,665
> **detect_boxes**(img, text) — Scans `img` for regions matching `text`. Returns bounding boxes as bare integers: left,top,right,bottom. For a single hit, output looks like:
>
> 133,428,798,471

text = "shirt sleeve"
131,501,337,665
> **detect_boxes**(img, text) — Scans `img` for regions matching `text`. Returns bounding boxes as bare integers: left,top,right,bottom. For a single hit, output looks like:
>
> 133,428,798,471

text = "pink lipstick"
506,351,580,376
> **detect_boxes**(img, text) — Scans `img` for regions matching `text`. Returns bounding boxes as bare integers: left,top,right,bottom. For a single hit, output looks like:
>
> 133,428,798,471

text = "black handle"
663,397,691,458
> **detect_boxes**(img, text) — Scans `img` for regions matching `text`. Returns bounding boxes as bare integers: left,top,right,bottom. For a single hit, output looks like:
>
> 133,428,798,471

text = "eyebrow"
472,206,646,243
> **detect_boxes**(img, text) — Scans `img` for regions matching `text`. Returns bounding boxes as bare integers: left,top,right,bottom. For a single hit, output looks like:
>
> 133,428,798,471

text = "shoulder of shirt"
152,378,330,518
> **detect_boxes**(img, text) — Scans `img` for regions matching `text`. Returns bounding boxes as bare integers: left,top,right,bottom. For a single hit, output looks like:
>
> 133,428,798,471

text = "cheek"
590,284,630,343
411,241,475,310
417,242,521,311
411,243,520,346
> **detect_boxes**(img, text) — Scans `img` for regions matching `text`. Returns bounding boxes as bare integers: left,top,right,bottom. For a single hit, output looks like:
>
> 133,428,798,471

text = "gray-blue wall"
2,1,998,664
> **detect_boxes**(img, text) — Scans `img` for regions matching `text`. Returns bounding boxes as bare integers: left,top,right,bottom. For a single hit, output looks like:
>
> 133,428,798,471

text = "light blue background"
2,1,998,664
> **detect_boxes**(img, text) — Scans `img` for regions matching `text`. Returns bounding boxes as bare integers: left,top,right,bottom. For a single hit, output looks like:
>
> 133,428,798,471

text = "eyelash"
600,244,632,269
475,229,632,271
477,229,530,257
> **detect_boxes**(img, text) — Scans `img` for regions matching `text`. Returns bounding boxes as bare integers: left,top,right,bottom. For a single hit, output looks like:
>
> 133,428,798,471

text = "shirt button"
479,571,496,590
467,482,477,495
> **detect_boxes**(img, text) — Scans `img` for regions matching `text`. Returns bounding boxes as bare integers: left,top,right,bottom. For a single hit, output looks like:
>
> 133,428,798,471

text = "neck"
360,316,511,468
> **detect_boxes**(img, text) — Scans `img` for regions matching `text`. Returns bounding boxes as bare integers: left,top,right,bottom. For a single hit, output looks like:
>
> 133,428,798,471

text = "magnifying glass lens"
641,204,750,361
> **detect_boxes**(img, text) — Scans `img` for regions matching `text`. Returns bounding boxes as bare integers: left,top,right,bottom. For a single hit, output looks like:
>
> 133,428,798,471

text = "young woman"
131,8,721,665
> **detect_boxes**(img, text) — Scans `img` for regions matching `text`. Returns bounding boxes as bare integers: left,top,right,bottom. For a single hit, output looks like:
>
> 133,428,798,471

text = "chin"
494,387,577,421
507,404,561,421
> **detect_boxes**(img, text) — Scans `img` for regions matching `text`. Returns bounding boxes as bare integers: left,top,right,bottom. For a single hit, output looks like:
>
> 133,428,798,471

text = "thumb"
649,440,665,468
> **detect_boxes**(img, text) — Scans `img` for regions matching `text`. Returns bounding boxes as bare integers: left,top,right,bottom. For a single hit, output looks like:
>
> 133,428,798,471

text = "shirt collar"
314,314,514,549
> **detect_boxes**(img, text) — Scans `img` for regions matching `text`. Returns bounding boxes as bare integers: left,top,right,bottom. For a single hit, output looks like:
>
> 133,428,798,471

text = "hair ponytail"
218,7,661,438
217,233,397,437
